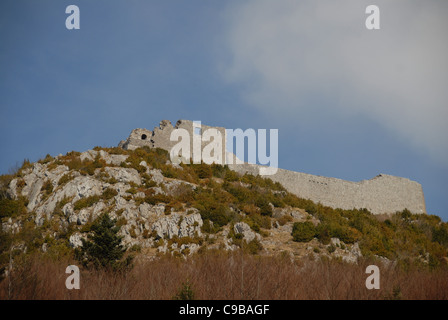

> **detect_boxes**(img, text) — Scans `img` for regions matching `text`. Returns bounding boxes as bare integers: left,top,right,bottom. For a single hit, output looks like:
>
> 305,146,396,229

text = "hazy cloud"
222,0,448,164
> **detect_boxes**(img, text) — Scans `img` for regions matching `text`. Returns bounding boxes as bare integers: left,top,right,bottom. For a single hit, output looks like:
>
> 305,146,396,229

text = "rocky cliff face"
1,147,364,263
4,149,206,253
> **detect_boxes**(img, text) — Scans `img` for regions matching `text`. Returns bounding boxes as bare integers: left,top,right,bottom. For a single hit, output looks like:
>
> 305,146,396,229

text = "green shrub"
144,147,171,168
10,220,43,253
121,155,146,174
99,146,128,155
192,187,236,227
224,183,251,203
172,279,195,300
224,170,240,182
210,164,228,179
141,173,157,188
316,225,331,245
338,226,362,244
41,180,53,200
240,174,286,192
39,154,53,164
161,165,177,178
0,197,28,218
292,221,316,242
129,244,142,252
433,225,448,246
144,190,172,205
200,205,232,227
0,174,14,200
277,214,293,226
401,209,412,220
58,173,74,186
245,238,263,255
281,194,315,211
192,163,212,179
107,176,118,184
73,195,101,211
62,155,82,171
256,196,273,216
201,219,220,234
61,153,106,176
17,159,32,177
241,204,259,215
269,194,285,208
247,213,271,230
116,217,127,228
102,187,118,200
129,226,137,238
126,187,137,195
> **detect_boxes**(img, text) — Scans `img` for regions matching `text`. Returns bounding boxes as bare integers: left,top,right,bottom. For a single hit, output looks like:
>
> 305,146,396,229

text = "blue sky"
1,0,447,220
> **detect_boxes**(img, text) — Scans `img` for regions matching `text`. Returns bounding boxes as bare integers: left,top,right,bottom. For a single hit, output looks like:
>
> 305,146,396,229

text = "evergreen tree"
292,221,317,242
76,213,132,271
172,279,195,300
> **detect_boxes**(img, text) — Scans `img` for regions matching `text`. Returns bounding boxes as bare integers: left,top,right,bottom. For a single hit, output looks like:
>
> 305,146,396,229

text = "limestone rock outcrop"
234,222,262,243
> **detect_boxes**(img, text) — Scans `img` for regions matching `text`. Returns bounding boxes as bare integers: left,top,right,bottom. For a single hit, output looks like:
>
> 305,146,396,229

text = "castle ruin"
119,120,426,215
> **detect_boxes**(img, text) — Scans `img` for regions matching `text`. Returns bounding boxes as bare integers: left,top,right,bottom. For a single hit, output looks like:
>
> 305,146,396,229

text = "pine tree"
172,279,195,300
76,213,132,271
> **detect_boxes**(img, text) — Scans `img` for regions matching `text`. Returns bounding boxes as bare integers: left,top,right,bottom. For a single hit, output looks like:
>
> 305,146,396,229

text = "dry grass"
1,252,447,300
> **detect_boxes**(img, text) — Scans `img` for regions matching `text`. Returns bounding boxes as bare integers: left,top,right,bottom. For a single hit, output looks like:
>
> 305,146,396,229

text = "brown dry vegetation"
1,252,447,300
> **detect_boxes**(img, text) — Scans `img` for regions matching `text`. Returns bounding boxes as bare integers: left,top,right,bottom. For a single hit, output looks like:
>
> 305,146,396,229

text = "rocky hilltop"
118,120,427,215
0,145,446,268
1,146,364,262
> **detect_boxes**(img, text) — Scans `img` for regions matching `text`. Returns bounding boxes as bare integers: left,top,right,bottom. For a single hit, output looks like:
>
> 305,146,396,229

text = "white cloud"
222,0,448,163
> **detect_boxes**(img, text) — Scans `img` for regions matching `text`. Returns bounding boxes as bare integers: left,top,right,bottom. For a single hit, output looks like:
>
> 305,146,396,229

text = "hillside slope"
1,146,447,273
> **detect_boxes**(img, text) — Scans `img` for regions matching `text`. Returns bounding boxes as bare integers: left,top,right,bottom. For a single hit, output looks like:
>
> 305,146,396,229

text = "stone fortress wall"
119,119,227,159
119,120,427,215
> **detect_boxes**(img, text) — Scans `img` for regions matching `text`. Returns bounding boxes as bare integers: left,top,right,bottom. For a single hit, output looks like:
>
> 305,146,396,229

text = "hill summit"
1,142,447,269
119,120,426,215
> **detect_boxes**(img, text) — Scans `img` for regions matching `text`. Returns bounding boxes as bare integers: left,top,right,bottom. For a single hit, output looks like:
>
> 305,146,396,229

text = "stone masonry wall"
119,120,427,215
228,163,426,215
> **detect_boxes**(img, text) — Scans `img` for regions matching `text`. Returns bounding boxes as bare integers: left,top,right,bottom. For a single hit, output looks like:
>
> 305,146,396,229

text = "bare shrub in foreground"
1,252,447,300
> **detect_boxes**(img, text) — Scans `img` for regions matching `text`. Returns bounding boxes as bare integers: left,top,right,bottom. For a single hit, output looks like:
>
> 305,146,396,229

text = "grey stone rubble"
151,212,203,239
329,238,363,264
233,222,262,243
